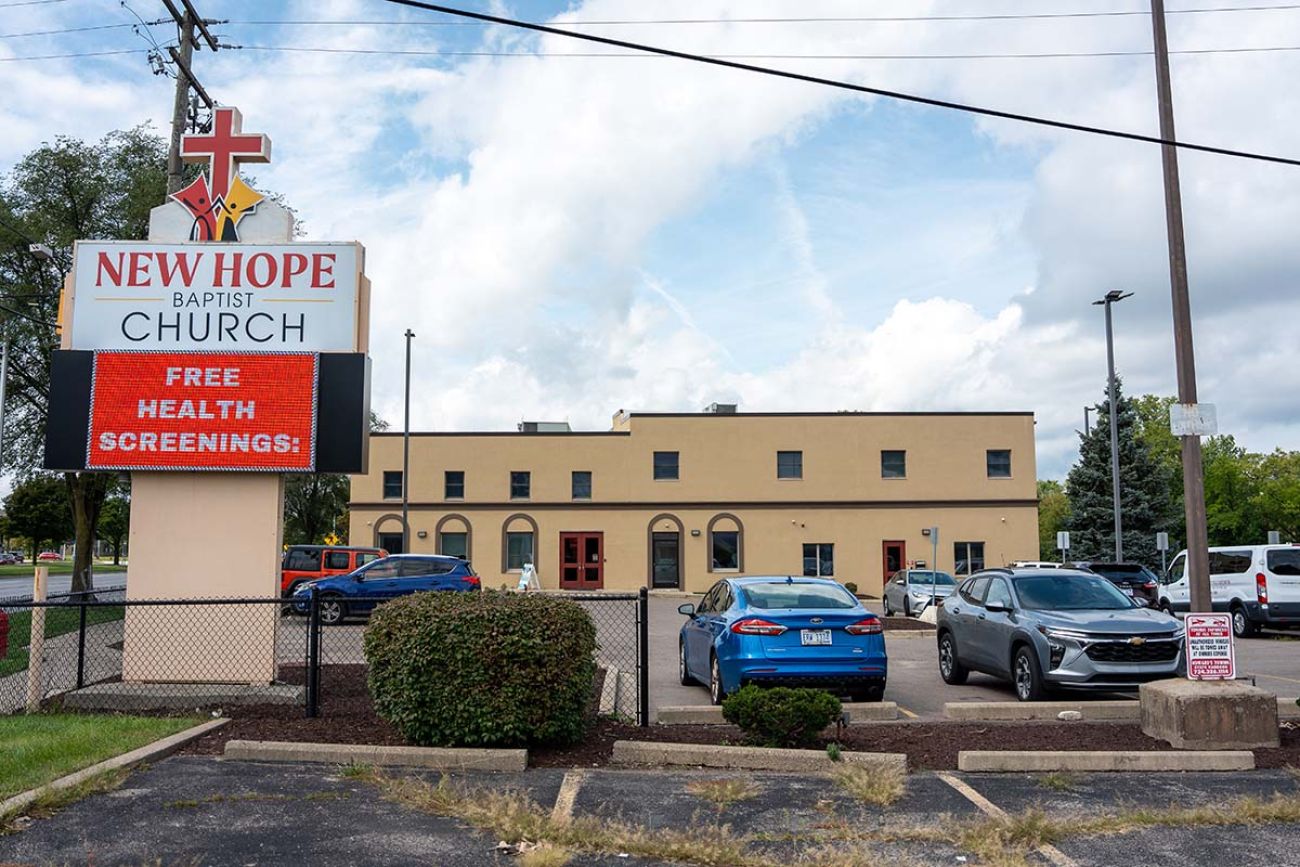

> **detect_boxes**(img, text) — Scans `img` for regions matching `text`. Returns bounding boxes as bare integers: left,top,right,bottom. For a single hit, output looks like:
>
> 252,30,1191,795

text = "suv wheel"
1231,605,1259,638
1013,645,1046,702
319,595,345,626
938,631,969,685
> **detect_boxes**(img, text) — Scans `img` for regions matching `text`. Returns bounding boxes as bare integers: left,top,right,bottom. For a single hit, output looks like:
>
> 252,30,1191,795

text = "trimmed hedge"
721,685,842,748
364,590,597,747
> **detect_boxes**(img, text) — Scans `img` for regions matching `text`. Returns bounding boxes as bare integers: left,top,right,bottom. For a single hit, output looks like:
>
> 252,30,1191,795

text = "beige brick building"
347,409,1039,596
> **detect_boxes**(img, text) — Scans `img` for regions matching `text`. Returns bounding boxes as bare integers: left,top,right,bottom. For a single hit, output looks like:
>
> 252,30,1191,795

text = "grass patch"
518,847,573,867
0,563,126,578
0,604,125,678
0,713,198,800
1036,772,1078,792
337,762,375,780
686,778,762,812
829,764,906,807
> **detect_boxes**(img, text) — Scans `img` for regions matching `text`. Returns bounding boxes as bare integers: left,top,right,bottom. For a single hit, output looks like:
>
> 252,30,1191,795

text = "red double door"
560,532,604,590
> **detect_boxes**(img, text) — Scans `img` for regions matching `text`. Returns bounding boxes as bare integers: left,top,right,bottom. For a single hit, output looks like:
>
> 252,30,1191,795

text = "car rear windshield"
743,583,858,610
908,571,956,586
1267,549,1300,576
1014,574,1135,610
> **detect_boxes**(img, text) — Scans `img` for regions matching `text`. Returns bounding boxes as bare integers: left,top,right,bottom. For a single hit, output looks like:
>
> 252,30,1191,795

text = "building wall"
348,412,1039,596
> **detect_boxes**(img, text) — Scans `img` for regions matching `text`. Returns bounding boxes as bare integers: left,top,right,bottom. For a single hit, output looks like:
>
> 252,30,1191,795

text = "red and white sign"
1185,613,1236,680
87,351,317,472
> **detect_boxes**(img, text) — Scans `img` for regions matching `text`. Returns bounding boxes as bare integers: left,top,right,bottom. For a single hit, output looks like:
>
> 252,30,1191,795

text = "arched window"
501,513,540,573
373,513,407,553
706,513,744,573
646,513,684,589
435,514,472,561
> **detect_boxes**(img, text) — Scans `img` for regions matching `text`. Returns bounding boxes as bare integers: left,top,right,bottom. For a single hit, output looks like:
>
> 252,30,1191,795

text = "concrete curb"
957,750,1255,772
945,701,1138,721
223,740,528,772
655,702,899,725
0,717,229,820
1280,698,1299,719
610,740,907,773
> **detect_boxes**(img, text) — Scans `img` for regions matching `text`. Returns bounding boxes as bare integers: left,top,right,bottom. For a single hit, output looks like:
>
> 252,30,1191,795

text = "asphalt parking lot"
3,756,1298,866
647,595,1300,719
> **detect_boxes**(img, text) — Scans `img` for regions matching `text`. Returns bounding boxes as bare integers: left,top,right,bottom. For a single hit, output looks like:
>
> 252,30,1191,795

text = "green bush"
843,582,859,596
721,685,842,748
364,590,597,747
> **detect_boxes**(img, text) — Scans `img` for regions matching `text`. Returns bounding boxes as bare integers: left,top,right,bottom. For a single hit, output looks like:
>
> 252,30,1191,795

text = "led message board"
86,351,317,472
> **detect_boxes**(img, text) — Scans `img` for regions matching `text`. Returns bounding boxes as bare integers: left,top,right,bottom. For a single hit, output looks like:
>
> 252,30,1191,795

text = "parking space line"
897,705,919,719
550,770,586,825
936,772,1077,867
1248,671,1300,686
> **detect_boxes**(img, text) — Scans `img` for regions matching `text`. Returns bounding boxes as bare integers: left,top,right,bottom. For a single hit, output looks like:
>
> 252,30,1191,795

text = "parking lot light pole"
402,329,414,553
1093,290,1132,563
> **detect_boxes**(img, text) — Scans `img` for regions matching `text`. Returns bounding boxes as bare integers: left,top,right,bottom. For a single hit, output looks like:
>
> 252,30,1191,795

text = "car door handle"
978,614,987,621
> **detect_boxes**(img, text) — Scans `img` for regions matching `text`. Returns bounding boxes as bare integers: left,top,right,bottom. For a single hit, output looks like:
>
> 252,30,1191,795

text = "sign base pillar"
1140,678,1280,750
123,472,283,683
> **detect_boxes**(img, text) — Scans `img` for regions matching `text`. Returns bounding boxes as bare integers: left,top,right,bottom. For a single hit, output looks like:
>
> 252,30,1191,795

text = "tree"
0,127,169,593
1131,393,1185,544
4,474,73,560
282,412,391,544
1037,479,1071,560
1064,378,1171,567
99,494,130,565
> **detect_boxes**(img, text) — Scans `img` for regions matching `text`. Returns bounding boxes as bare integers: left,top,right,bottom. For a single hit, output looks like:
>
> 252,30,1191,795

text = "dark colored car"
290,554,479,624
1071,562,1160,606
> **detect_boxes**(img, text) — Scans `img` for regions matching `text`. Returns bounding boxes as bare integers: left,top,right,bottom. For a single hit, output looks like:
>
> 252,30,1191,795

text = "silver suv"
936,568,1185,701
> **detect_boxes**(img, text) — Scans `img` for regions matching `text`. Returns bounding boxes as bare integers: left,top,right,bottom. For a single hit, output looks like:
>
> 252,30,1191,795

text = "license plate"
801,629,832,646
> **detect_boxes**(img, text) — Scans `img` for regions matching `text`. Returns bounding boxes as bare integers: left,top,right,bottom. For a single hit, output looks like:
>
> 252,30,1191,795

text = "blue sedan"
291,554,480,624
678,576,887,705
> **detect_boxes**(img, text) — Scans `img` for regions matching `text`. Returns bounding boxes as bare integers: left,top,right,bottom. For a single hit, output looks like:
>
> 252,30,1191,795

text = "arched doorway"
647,513,684,589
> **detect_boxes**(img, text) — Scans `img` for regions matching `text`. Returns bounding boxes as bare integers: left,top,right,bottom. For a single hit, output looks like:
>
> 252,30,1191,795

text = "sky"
2,0,1299,481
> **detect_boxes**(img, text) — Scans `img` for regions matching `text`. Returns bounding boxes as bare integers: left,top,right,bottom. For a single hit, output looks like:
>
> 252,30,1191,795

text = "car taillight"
466,575,480,586
730,618,787,636
845,618,883,635
1257,572,1268,604
1143,581,1157,589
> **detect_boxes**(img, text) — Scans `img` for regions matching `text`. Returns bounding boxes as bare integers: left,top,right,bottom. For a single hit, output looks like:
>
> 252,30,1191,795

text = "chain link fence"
1,586,649,725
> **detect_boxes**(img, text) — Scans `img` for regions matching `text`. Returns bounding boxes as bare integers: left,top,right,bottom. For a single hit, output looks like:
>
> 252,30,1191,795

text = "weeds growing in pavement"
337,762,375,780
1,767,132,834
826,743,842,763
829,764,906,807
686,778,762,812
518,846,573,867
1036,772,1078,792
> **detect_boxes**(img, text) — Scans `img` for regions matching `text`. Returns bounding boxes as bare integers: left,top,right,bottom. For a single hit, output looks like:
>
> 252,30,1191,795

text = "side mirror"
678,603,696,617
985,601,1010,613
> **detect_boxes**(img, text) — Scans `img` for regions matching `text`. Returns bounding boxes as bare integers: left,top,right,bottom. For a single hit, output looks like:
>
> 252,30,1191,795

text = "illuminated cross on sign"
179,106,271,201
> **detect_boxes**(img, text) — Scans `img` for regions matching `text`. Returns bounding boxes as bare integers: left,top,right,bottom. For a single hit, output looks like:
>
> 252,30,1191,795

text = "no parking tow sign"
1185,613,1235,680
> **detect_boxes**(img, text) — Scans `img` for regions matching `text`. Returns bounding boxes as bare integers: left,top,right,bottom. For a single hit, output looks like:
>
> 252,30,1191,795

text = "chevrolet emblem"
1128,637,1147,646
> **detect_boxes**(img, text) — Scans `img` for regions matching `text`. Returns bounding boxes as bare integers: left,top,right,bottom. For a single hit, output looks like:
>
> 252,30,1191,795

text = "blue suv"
291,554,479,624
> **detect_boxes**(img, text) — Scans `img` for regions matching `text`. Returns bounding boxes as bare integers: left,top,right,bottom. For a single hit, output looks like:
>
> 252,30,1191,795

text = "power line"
0,47,149,62
229,42,1300,61
0,0,70,7
0,24,137,39
380,0,1300,168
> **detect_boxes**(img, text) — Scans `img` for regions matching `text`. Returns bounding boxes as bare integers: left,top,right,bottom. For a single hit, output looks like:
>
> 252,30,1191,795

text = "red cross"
179,107,271,201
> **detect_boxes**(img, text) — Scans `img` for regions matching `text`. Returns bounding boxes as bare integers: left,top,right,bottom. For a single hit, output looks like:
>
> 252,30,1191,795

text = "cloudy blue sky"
3,0,1299,480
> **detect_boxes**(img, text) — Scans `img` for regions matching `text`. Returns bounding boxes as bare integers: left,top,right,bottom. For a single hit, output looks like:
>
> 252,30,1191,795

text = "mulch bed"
880,616,935,632
180,664,1300,770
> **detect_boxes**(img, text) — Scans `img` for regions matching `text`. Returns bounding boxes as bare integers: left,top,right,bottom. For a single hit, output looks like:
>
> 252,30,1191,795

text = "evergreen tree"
1064,378,1171,568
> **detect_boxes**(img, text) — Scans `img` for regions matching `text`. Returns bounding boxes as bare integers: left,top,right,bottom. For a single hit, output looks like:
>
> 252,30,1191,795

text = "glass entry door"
560,532,604,590
651,532,681,589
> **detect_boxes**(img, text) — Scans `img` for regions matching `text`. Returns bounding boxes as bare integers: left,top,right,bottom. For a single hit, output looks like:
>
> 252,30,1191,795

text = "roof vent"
518,421,572,433
704,402,737,415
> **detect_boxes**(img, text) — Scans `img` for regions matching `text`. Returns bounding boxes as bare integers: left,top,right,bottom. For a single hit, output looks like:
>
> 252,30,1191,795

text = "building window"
653,451,679,481
444,470,464,499
505,531,534,570
954,541,985,576
987,449,1012,478
776,450,803,479
803,543,834,577
382,471,403,499
711,531,740,571
572,470,592,500
881,450,906,479
510,471,531,499
439,531,468,559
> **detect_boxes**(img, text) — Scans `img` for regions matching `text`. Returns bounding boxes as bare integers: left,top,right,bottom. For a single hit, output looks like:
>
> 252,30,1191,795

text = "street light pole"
1149,0,1212,614
1094,290,1132,563
402,329,414,554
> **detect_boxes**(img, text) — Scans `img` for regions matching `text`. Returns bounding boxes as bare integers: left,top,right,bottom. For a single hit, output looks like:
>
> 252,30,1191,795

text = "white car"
1160,544,1300,637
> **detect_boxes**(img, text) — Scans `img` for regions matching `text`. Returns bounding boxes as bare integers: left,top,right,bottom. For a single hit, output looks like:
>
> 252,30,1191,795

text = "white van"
1160,544,1300,637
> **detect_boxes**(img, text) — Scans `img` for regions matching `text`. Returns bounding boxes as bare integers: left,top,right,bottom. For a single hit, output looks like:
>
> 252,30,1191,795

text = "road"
0,572,126,599
646,595,1300,719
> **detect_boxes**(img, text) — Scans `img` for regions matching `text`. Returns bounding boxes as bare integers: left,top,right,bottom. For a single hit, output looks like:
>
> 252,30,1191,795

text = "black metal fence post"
637,586,649,727
75,600,87,690
306,587,321,718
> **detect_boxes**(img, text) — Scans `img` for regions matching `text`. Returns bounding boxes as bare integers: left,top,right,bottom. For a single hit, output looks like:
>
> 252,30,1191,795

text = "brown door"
560,532,604,590
882,541,906,582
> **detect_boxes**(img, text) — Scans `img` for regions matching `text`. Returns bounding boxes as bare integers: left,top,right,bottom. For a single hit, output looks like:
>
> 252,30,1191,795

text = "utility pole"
1094,290,1132,563
1149,0,1212,613
163,0,219,195
402,329,415,553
